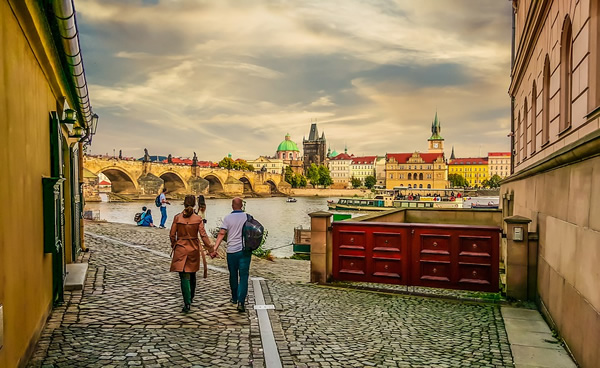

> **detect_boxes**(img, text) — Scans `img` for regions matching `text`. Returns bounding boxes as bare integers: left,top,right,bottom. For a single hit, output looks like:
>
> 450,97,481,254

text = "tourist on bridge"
169,195,214,313
212,197,251,312
159,187,170,229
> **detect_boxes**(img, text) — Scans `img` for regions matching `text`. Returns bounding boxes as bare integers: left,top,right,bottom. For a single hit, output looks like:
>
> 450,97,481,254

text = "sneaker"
182,304,191,313
230,298,237,305
236,302,245,313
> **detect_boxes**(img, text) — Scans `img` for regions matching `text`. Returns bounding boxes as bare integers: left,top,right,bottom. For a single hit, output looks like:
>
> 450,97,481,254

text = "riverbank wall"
291,188,369,197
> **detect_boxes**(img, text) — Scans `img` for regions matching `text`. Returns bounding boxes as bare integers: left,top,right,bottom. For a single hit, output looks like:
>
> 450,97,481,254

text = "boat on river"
328,187,465,211
286,197,297,203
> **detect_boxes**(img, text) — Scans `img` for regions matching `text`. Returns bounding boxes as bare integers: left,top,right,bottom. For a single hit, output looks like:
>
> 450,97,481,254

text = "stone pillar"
504,215,534,300
309,211,332,284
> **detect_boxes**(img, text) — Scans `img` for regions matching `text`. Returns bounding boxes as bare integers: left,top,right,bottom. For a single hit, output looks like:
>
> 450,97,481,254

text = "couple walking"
169,196,252,313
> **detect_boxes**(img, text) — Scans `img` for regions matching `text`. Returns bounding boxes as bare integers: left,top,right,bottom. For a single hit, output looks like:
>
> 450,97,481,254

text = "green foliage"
218,156,253,171
487,174,502,188
252,229,272,260
351,176,362,188
364,175,376,189
284,166,307,188
284,166,294,184
317,165,333,187
306,163,320,186
448,173,468,188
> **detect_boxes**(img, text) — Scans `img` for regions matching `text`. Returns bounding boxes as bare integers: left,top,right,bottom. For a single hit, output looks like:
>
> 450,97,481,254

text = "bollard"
309,211,333,284
504,215,533,300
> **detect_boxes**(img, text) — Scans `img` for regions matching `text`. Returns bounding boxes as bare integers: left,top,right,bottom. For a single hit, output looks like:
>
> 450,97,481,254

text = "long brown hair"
182,195,196,218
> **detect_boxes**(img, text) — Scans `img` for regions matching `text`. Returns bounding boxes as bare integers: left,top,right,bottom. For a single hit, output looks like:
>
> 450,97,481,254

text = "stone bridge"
83,156,290,199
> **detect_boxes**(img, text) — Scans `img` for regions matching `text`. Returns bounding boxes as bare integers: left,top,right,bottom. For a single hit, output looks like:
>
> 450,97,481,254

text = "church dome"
277,133,299,152
330,149,338,158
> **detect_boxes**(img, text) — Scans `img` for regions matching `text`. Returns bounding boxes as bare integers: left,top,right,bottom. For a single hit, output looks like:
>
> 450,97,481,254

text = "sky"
78,0,513,161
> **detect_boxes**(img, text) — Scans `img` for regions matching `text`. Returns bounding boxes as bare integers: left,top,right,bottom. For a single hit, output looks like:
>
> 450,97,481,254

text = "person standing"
159,187,170,228
212,197,251,312
169,195,213,313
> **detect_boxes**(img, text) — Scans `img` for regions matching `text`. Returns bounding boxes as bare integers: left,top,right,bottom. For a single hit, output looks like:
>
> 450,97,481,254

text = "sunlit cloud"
78,0,512,160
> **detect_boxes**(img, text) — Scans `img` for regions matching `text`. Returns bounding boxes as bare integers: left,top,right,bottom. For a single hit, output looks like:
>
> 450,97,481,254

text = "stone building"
276,133,300,161
503,1,600,366
303,123,327,172
385,153,447,189
1,1,97,366
328,152,353,188
350,156,377,184
487,152,511,178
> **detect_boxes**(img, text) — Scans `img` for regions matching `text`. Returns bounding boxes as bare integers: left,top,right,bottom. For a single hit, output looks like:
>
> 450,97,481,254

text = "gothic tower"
428,112,444,154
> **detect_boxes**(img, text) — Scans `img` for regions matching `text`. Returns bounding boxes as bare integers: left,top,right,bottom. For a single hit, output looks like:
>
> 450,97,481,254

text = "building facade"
247,156,284,174
427,112,445,154
276,133,300,161
350,156,377,184
374,156,387,186
487,152,511,178
1,1,97,366
303,123,326,172
448,157,489,187
503,1,600,366
327,152,353,188
385,152,448,189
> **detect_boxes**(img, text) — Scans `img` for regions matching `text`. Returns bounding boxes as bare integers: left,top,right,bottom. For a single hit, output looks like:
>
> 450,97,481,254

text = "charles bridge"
83,155,291,200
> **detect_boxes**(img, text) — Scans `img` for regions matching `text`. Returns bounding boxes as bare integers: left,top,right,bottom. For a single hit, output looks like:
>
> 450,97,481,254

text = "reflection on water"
85,197,360,257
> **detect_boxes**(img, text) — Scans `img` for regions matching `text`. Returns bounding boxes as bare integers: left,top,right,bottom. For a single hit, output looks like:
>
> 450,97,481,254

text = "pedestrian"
135,206,148,226
196,195,207,224
159,187,170,228
140,209,155,227
212,197,251,312
169,195,213,313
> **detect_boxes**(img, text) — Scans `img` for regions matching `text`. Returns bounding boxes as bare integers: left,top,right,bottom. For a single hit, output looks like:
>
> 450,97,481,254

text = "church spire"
428,111,444,140
450,145,456,160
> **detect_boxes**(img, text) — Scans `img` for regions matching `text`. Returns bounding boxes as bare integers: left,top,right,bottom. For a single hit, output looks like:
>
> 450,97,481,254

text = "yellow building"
1,1,97,366
247,156,284,174
385,113,448,190
448,158,489,187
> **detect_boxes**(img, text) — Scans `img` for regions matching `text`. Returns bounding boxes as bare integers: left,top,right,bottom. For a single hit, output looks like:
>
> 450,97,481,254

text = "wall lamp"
62,108,77,125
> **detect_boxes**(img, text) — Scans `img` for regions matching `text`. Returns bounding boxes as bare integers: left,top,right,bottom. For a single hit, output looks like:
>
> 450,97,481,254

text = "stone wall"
501,154,600,367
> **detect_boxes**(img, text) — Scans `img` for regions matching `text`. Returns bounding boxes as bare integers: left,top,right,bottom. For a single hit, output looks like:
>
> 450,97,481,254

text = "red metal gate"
332,222,500,292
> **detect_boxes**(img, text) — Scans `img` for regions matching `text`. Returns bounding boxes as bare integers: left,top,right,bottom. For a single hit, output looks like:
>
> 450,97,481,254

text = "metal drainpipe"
510,5,515,176
53,0,93,141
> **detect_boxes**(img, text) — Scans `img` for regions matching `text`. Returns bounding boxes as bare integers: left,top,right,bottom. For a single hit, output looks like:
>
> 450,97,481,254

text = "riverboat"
286,197,297,203
471,202,499,209
327,187,465,211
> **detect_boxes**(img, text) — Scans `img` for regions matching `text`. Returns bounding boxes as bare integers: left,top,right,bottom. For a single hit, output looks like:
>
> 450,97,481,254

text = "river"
85,197,359,258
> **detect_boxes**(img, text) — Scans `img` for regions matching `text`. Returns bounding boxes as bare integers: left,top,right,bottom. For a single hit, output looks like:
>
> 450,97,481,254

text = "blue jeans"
227,251,252,304
160,206,167,227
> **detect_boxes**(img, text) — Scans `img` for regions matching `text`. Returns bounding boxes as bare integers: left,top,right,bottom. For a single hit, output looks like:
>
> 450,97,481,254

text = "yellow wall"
0,1,74,366
449,164,489,186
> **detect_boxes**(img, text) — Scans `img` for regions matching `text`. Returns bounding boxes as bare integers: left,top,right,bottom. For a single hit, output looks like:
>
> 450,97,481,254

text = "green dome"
277,134,299,152
330,150,338,158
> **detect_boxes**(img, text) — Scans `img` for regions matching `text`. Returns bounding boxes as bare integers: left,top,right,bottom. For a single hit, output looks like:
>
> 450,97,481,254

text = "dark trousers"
178,272,197,306
227,251,252,305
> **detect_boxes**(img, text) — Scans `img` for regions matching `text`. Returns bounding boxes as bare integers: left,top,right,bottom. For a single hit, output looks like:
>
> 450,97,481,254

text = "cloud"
78,0,513,160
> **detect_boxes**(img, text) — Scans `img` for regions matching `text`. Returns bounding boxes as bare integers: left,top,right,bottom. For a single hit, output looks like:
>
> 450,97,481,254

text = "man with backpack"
156,188,170,228
212,197,263,312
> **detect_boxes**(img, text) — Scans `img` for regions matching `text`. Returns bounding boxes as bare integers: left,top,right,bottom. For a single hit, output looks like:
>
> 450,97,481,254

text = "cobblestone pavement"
29,222,514,367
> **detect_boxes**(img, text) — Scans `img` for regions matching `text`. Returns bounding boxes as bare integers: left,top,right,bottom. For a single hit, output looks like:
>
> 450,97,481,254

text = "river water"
85,197,359,258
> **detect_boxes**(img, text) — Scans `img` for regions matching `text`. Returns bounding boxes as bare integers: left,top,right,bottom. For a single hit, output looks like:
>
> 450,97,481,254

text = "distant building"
504,2,600,366
427,112,444,154
448,157,489,187
276,133,300,161
385,152,448,189
487,152,510,178
247,156,284,174
374,156,387,186
350,156,377,184
328,152,353,188
303,123,327,172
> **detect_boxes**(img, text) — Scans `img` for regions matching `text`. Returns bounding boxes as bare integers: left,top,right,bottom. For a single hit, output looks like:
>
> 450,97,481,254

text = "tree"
448,173,468,188
351,176,362,188
317,165,333,187
306,163,320,186
284,166,294,185
295,173,307,188
364,175,377,189
218,156,235,169
487,174,502,188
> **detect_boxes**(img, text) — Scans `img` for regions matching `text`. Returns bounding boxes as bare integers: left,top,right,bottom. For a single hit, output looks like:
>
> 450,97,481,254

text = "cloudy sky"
78,0,513,161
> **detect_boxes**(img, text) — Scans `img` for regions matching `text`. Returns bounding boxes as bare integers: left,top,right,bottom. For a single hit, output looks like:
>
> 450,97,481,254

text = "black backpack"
242,214,264,251
134,212,143,223
155,194,162,207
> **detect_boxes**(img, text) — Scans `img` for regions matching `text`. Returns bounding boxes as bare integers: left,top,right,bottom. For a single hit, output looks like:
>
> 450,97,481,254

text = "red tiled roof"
488,152,511,157
351,156,377,165
386,153,443,164
99,180,111,186
449,157,488,165
330,153,354,160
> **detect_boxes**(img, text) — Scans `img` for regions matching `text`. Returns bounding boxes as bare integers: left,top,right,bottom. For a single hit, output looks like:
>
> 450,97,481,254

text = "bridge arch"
265,179,278,194
239,176,253,194
203,174,224,194
97,167,138,194
159,171,187,194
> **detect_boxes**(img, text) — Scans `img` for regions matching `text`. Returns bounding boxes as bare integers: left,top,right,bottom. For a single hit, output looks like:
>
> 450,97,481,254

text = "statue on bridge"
192,152,198,167
168,154,173,164
143,148,150,162
119,150,122,160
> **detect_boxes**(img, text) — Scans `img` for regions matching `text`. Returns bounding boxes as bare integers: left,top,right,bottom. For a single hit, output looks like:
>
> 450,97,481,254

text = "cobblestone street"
28,222,514,367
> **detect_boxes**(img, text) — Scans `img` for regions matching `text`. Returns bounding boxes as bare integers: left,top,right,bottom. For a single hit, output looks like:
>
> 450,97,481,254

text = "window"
560,16,573,132
532,81,537,153
408,173,412,180
523,98,528,159
542,55,550,145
